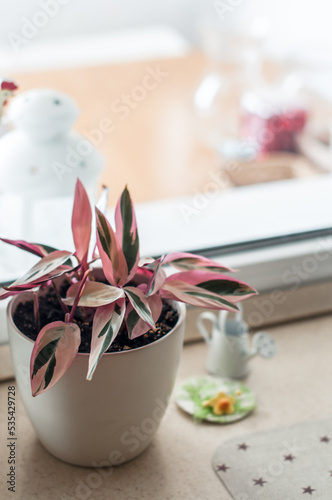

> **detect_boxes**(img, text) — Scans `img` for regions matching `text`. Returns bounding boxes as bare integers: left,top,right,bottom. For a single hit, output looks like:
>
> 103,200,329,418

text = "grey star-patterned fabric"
212,419,332,499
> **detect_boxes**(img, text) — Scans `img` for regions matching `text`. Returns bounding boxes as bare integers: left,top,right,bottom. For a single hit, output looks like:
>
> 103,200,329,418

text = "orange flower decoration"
202,391,236,415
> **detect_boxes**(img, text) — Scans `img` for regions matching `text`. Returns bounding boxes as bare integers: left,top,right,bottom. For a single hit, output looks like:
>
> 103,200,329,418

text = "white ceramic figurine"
0,88,104,278
0,88,103,197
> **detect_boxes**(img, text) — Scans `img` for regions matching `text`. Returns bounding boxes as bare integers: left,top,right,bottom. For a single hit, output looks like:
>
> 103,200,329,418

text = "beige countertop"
1,313,332,500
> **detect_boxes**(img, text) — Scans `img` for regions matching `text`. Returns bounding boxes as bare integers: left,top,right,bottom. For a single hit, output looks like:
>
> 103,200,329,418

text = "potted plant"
1,180,256,467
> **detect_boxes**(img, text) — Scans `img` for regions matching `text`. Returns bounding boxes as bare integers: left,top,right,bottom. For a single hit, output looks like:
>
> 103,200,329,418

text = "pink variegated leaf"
63,281,125,307
126,293,162,339
161,271,256,310
160,281,240,311
0,288,30,300
115,186,139,281
30,321,81,397
5,251,73,290
2,264,73,294
146,255,167,297
0,238,52,258
164,252,235,273
90,185,109,261
72,179,92,266
132,266,154,286
87,299,125,380
124,286,155,328
0,278,38,300
96,207,128,286
138,257,155,267
164,271,257,297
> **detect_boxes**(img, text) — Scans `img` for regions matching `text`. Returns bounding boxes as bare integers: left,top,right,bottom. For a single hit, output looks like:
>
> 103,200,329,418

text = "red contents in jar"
241,96,307,155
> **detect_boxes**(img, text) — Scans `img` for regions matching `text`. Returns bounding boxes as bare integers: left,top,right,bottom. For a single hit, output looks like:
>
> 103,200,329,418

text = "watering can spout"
243,332,277,362
243,348,258,363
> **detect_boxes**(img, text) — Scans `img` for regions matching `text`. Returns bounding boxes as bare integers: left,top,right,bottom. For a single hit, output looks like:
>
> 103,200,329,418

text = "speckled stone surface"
1,313,332,500
0,345,13,382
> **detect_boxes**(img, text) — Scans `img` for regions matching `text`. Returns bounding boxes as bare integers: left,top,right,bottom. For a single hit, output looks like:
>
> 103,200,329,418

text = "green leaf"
87,300,125,380
30,321,81,397
63,281,125,307
124,286,155,328
198,279,254,296
96,208,128,286
32,338,60,377
9,250,73,289
115,186,139,279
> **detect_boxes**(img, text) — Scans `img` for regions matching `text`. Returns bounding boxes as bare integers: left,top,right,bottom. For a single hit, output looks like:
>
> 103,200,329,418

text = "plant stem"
52,281,69,316
33,291,40,333
65,274,74,285
67,269,91,323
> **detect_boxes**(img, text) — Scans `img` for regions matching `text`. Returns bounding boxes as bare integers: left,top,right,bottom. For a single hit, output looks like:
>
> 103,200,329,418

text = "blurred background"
1,0,332,275
2,0,332,54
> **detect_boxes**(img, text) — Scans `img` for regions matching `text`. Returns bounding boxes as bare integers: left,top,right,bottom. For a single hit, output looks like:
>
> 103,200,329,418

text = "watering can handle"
197,312,217,345
234,303,243,323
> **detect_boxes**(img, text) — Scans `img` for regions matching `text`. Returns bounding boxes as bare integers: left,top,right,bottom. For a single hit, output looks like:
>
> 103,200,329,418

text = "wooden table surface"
10,52,326,208
11,52,220,206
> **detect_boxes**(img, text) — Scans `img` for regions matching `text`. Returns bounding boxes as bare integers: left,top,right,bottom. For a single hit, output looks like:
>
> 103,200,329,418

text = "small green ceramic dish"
176,375,256,423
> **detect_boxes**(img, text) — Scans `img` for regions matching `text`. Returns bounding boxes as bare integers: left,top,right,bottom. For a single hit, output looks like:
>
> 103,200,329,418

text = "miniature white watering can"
197,306,276,379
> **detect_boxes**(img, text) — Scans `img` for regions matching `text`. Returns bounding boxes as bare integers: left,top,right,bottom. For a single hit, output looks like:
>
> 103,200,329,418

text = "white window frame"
135,174,332,293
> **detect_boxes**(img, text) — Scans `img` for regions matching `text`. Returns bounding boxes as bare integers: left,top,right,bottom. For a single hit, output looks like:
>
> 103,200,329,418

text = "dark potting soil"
13,282,179,353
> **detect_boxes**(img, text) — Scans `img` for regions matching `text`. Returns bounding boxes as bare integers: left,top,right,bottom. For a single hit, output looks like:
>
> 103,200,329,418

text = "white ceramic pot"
7,293,186,467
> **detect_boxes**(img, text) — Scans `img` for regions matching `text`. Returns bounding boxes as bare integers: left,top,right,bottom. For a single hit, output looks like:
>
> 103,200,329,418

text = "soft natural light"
1,5,332,497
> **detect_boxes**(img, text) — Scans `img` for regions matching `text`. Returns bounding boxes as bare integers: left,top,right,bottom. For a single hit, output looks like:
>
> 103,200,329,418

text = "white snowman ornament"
0,88,103,197
0,88,103,248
